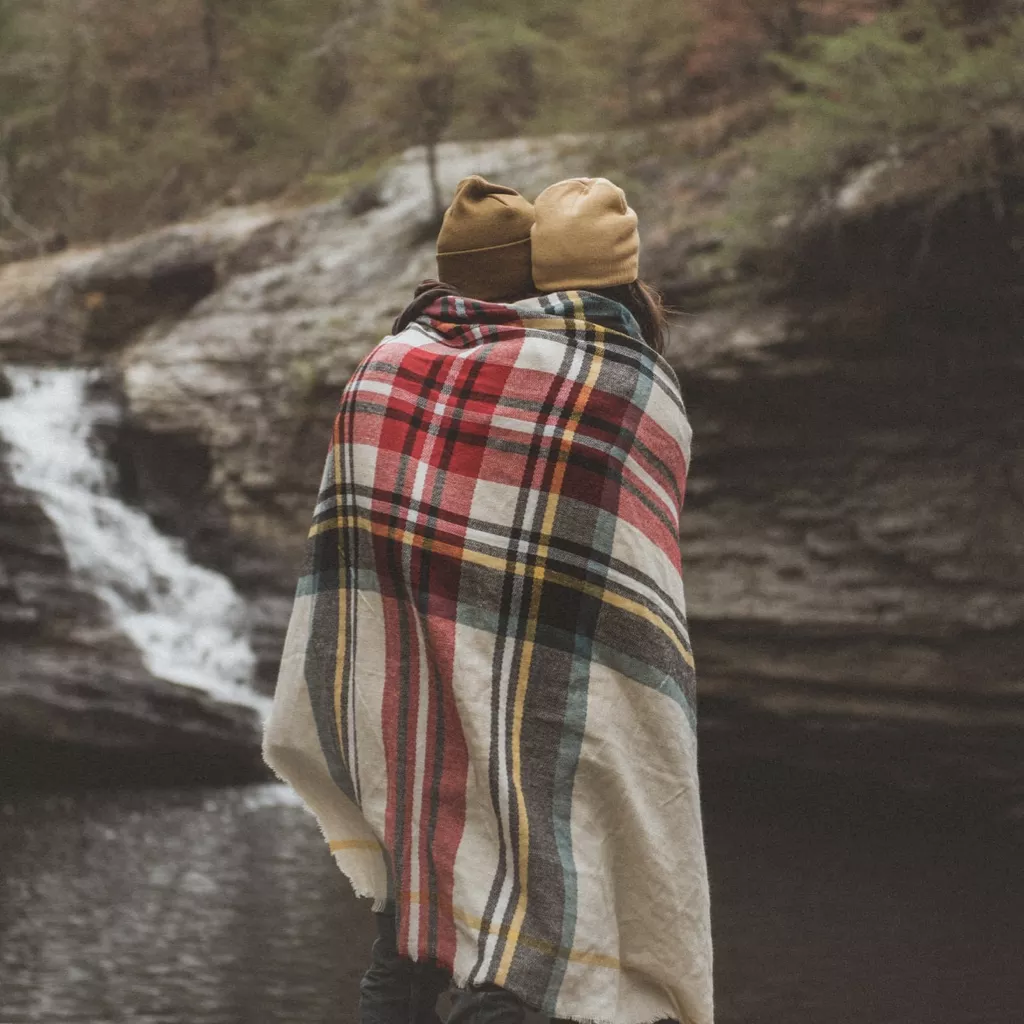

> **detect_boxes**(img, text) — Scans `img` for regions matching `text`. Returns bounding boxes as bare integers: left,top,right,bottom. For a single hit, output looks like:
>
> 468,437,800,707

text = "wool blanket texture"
263,290,713,1024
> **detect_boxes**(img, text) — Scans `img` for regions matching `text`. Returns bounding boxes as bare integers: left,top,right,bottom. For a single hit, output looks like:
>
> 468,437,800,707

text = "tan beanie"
436,176,535,302
531,177,640,292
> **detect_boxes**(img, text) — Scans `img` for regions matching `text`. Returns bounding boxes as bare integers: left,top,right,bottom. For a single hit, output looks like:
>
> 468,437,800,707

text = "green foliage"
734,0,1024,237
0,0,345,241
577,0,699,122
0,0,1018,250
348,0,592,216
775,1,1024,144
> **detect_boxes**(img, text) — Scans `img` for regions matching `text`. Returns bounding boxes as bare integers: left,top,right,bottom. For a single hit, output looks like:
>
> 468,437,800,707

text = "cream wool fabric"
263,290,713,1024
532,177,640,291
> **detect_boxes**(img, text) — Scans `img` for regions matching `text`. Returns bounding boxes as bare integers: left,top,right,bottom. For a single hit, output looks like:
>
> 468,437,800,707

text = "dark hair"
589,280,669,356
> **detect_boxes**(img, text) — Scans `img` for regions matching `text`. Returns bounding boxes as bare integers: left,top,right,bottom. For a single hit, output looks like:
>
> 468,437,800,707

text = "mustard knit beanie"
531,177,640,292
436,175,535,302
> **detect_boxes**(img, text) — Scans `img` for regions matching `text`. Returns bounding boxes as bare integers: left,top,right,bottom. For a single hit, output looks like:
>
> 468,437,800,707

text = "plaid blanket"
263,291,713,1024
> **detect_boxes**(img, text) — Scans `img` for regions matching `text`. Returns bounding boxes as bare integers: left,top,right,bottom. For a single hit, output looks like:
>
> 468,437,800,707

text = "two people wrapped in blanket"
263,175,713,1024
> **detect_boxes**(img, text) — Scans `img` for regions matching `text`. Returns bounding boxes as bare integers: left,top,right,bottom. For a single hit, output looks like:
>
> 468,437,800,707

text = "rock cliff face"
665,175,1024,808
1,137,1021,802
0,140,563,786
0,430,264,787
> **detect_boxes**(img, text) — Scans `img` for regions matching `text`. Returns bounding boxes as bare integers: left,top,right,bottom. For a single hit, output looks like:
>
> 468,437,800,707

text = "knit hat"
436,176,535,302
531,177,639,292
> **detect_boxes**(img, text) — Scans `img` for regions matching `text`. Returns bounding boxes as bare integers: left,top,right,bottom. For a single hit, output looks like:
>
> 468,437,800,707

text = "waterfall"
0,367,266,714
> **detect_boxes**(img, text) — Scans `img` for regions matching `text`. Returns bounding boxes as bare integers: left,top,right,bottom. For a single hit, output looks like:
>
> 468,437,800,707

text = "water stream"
0,767,1021,1024
0,366,264,713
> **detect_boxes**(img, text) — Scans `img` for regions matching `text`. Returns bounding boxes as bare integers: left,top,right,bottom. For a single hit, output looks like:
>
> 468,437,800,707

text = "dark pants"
359,909,530,1024
359,907,678,1024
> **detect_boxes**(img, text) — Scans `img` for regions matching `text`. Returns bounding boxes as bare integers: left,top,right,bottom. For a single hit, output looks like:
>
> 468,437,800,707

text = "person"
262,175,713,1024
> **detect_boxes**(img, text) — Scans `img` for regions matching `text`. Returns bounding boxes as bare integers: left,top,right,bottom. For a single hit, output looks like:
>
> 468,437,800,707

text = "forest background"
2,0,1023,254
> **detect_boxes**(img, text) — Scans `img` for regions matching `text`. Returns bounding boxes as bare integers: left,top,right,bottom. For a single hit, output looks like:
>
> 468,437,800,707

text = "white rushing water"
0,367,266,714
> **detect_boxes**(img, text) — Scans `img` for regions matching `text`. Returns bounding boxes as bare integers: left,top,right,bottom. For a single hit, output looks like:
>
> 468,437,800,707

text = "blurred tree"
0,2,92,234
0,0,48,252
351,0,571,217
354,0,457,219
450,0,582,135
734,0,1024,238
307,0,379,165
0,0,347,238
773,0,1024,148
452,16,545,134
578,0,699,121
687,0,882,92
736,0,880,53
1,0,1010,246
201,0,221,83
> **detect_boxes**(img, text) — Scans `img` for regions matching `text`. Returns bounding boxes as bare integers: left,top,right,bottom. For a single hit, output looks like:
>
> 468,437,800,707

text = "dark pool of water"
0,764,1020,1024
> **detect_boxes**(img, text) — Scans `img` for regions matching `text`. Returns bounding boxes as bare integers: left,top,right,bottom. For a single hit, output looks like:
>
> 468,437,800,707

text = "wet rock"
658,177,1024,804
0,136,1021,799
119,139,563,576
0,449,265,787
0,140,563,787
343,178,386,217
0,208,280,363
